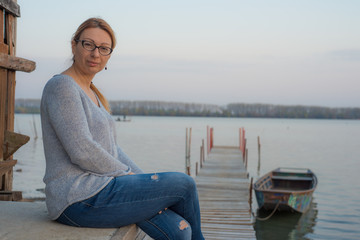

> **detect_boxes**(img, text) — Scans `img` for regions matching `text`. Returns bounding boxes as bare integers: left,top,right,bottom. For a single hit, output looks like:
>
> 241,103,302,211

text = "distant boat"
254,168,317,213
115,115,131,122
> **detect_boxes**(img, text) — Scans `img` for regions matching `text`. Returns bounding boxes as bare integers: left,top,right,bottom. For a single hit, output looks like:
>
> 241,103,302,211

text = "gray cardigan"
40,74,143,220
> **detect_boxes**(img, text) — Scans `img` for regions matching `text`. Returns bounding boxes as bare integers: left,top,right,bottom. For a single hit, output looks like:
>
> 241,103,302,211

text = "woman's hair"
72,17,116,113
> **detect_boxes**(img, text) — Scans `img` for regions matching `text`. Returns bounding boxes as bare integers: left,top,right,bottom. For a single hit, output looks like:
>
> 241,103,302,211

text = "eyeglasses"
75,39,113,56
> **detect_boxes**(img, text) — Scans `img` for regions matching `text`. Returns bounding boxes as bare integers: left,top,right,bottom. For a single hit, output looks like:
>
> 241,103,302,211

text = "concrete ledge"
0,201,150,240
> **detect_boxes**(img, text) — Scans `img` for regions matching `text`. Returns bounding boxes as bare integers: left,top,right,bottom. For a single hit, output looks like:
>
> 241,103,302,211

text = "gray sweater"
41,74,143,220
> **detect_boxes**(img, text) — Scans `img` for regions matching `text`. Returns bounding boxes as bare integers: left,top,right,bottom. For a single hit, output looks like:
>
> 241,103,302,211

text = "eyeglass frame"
75,39,113,56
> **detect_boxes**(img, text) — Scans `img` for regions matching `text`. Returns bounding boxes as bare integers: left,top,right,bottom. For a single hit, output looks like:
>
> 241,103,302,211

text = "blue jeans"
56,172,204,240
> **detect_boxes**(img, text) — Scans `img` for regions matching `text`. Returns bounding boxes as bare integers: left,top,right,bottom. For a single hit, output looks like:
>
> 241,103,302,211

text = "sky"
15,0,360,107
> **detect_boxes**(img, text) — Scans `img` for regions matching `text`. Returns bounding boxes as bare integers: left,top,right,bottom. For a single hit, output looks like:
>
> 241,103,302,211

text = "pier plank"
196,146,256,239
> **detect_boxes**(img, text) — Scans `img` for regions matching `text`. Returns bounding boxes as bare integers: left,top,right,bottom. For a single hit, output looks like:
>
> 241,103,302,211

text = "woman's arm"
117,146,144,174
41,77,130,176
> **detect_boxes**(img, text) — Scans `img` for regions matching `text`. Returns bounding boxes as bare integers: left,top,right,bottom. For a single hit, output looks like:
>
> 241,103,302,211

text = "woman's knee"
171,172,196,189
138,210,192,240
174,219,192,240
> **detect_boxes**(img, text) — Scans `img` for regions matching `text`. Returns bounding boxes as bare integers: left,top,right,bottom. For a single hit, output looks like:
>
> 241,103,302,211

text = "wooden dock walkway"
196,146,256,240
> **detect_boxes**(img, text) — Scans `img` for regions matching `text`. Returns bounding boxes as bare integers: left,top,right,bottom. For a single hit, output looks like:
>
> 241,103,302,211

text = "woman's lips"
88,61,99,67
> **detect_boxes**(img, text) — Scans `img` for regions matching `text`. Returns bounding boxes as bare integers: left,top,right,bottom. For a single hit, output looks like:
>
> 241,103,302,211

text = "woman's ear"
71,40,77,56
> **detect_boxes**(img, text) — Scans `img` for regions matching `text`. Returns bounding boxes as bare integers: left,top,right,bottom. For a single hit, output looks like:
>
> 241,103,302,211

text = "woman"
40,17,204,240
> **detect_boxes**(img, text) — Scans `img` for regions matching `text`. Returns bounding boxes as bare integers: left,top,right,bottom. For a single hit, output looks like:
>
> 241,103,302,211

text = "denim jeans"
56,172,205,240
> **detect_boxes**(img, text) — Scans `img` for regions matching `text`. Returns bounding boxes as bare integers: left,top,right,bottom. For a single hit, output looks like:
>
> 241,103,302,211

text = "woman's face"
72,27,112,76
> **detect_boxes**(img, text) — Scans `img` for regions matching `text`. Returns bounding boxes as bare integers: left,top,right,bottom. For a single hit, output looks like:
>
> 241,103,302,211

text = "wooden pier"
195,145,256,239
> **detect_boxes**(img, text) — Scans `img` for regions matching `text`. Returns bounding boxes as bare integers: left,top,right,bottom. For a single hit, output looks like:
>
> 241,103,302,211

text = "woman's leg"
56,172,204,239
137,209,192,240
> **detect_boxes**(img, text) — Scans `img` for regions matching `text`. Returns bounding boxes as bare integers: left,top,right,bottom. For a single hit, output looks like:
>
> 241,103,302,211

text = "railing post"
185,127,192,176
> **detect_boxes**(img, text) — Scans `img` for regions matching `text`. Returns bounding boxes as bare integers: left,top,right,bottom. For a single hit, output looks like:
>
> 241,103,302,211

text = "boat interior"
255,168,316,191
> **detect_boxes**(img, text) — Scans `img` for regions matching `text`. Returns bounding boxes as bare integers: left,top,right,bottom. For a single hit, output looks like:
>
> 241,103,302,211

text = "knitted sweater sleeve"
117,146,144,174
42,78,130,176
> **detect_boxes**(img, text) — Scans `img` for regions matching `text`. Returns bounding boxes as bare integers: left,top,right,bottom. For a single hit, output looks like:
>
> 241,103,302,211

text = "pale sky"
15,0,360,107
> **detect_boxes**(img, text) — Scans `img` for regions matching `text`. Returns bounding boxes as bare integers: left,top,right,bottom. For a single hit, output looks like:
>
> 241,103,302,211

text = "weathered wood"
0,0,30,201
0,69,7,161
0,0,20,17
0,159,16,175
3,131,29,160
6,12,15,55
0,43,8,53
5,70,15,131
0,10,4,44
111,224,153,240
0,159,16,191
196,146,256,239
0,159,16,168
0,190,22,201
0,52,35,72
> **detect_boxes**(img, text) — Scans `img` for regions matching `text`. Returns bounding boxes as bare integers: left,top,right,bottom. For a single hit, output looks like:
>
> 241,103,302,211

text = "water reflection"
255,201,318,240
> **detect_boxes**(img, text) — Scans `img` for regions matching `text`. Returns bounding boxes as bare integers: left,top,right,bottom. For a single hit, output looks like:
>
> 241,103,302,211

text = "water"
12,114,360,239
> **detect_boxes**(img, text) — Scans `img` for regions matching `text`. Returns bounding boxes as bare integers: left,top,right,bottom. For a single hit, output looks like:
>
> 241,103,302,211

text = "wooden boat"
253,168,317,213
115,116,131,122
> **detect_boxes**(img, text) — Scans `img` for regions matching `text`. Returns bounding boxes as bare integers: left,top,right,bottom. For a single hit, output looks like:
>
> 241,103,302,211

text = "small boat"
115,116,131,122
253,167,317,213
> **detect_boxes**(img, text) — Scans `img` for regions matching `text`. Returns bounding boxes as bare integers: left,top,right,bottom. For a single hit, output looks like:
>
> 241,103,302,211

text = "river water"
12,114,360,239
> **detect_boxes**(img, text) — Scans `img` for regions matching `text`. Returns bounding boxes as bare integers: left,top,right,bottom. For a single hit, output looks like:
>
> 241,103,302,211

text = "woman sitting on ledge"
40,17,204,240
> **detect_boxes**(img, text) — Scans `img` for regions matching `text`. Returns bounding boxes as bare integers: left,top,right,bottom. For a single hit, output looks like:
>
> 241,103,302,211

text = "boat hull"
254,168,317,213
255,189,314,213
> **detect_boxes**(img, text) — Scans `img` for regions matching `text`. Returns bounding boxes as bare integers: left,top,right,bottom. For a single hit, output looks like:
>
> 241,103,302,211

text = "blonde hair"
72,17,116,113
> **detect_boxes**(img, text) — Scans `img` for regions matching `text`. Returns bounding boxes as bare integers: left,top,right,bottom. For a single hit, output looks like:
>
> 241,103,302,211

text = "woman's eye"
84,42,94,48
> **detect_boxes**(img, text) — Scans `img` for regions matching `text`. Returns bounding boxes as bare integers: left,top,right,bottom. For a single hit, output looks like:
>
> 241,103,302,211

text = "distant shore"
15,99,360,119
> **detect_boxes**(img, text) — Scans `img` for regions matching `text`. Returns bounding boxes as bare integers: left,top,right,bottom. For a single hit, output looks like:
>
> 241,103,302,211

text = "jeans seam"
80,196,185,208
144,219,171,240
62,212,81,227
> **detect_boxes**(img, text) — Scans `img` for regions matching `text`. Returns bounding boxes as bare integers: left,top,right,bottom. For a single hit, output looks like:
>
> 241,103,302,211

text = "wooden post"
239,128,241,150
257,136,261,174
202,139,205,163
243,138,247,161
206,126,210,155
32,114,38,140
185,128,188,175
245,148,248,169
185,127,192,176
200,146,203,168
0,0,34,200
249,177,253,213
210,127,214,150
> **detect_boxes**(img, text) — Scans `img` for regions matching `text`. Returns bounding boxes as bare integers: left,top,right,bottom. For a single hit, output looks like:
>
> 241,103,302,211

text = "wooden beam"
0,9,3,44
0,190,22,201
0,43,9,54
0,53,35,72
5,70,15,131
0,159,16,175
3,131,29,160
0,69,7,161
0,0,20,17
6,12,14,55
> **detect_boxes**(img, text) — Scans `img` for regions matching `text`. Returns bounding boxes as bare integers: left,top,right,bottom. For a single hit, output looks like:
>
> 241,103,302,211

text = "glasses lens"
99,47,112,56
79,40,112,55
82,41,95,51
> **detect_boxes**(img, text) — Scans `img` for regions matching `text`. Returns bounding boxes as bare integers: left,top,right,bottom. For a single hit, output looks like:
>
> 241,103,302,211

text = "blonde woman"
40,18,204,240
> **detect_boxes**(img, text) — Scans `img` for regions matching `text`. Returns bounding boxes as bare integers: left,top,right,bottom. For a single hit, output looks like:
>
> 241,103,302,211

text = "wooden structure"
196,129,256,239
253,167,318,213
0,0,35,201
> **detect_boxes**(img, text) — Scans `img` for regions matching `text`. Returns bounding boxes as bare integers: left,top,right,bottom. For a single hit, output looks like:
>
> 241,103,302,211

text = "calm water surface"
13,114,360,239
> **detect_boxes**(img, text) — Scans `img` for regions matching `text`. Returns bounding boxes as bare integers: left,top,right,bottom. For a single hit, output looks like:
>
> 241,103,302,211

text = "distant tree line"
14,99,360,119
110,101,223,117
226,103,360,119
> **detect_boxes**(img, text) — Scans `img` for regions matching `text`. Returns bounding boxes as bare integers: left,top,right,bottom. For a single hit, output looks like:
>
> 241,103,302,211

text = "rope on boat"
256,201,281,221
